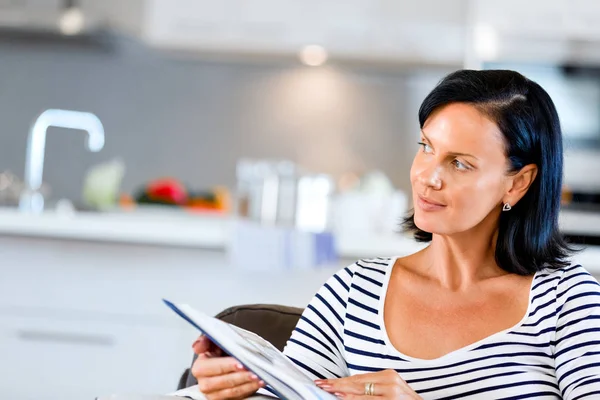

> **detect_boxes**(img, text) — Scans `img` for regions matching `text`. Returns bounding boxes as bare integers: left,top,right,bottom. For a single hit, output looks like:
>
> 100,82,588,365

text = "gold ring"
364,382,375,396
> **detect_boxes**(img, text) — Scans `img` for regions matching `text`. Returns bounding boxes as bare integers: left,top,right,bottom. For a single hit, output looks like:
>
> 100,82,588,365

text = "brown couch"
178,304,304,390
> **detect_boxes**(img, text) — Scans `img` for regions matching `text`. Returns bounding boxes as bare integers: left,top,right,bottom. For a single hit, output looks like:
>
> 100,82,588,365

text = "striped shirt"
281,258,600,399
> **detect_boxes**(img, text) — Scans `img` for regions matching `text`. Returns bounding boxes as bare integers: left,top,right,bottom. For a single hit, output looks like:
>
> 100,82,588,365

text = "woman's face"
410,103,511,236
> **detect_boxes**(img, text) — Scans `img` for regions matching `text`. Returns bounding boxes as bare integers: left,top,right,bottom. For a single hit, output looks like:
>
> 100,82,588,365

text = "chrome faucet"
19,109,105,213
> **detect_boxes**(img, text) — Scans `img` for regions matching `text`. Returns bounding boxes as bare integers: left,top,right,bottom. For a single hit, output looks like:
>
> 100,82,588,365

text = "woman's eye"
418,142,433,154
452,159,469,171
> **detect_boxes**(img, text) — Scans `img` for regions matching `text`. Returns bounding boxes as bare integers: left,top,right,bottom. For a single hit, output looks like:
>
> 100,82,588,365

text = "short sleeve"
553,265,600,399
256,264,356,398
281,263,357,380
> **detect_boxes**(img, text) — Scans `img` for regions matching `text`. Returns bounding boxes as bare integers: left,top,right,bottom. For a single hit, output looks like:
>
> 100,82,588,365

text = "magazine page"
163,300,337,400
171,384,276,400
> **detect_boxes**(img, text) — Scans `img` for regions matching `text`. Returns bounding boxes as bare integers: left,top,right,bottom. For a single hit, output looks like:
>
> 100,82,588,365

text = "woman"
191,70,600,399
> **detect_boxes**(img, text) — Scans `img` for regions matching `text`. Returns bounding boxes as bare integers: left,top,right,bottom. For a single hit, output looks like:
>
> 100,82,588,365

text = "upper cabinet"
565,0,600,40
106,0,600,66
473,0,600,63
113,0,468,66
474,0,600,40
473,0,564,38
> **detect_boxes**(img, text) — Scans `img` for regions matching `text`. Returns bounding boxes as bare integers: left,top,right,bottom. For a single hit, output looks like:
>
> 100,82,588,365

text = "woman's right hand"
191,335,265,400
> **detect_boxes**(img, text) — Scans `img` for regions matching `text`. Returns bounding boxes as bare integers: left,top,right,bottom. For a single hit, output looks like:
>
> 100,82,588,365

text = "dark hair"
403,69,574,275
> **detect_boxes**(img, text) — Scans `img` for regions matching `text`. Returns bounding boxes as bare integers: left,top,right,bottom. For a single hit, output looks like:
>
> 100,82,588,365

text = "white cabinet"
472,0,600,63
118,0,600,65
0,0,114,32
0,235,339,399
474,0,600,40
473,0,564,38
564,0,600,40
0,0,63,29
130,0,467,66
0,314,191,400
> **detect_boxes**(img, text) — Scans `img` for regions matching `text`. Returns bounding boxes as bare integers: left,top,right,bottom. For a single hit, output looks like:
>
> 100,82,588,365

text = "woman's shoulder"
535,264,600,300
536,263,597,282
538,265,600,341
326,257,395,291
346,257,397,282
352,257,395,274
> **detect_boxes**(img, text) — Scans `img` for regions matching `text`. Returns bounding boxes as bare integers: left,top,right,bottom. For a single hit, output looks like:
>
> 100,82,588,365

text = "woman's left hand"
315,370,422,399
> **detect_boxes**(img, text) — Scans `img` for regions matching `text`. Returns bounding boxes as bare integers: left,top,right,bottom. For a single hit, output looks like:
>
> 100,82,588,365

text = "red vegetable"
146,178,188,205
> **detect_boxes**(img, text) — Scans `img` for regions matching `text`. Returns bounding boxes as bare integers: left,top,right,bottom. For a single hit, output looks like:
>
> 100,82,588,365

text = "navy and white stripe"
282,259,600,399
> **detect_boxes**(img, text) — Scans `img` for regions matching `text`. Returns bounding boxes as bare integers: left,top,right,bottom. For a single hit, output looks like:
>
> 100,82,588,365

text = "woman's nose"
418,166,443,190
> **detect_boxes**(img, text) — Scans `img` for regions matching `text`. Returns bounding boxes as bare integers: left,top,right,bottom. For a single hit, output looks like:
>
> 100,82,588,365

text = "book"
163,300,338,400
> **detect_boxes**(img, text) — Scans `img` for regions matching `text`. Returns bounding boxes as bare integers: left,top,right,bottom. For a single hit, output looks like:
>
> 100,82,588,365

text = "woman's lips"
417,195,447,211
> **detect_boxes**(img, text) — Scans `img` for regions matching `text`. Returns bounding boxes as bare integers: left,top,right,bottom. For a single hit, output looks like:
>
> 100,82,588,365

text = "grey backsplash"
0,35,451,203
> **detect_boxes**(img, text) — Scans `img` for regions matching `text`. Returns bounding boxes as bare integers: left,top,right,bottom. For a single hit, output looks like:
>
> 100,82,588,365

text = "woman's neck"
421,227,507,291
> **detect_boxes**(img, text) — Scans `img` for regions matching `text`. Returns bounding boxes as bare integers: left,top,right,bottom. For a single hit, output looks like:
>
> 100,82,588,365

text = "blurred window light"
59,7,85,36
473,24,499,61
299,45,328,67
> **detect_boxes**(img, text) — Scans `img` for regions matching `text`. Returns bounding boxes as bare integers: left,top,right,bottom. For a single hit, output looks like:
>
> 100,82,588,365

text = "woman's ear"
504,164,538,206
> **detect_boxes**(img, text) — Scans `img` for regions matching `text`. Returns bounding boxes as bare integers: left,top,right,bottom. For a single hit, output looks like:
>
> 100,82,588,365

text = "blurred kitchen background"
3,1,600,399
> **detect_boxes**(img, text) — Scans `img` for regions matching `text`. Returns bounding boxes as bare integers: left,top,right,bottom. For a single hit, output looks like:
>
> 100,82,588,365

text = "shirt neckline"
376,255,540,364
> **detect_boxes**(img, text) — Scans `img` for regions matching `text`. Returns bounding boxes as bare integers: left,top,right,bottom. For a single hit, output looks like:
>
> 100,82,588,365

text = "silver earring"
502,203,512,211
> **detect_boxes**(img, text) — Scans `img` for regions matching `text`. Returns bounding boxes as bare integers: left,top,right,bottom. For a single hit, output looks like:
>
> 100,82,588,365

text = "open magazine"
163,300,338,400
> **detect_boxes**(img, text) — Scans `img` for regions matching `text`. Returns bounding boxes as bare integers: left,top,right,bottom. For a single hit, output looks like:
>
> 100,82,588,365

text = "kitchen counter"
0,207,425,259
0,207,598,272
0,208,230,249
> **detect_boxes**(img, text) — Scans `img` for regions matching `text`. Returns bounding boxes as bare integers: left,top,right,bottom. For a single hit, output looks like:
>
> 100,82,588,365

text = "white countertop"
0,207,422,257
0,207,598,273
0,208,230,249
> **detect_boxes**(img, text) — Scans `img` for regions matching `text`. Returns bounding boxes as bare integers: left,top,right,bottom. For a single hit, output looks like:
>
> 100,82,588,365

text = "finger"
192,356,246,378
316,374,384,395
335,383,418,400
319,381,415,398
318,371,416,391
197,371,260,394
338,394,415,400
315,371,382,387
315,375,357,387
193,338,225,360
367,383,416,398
193,335,214,355
195,336,224,356
204,379,265,400
315,378,364,395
